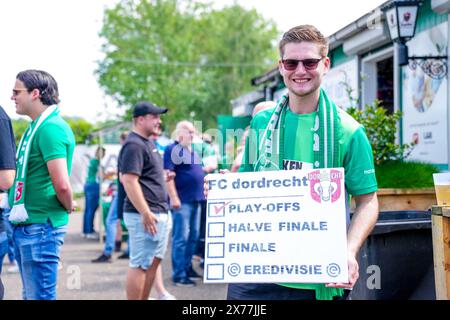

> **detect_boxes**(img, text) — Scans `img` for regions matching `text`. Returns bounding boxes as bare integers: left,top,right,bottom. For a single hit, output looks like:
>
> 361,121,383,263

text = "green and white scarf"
256,88,343,300
256,88,339,171
9,105,60,223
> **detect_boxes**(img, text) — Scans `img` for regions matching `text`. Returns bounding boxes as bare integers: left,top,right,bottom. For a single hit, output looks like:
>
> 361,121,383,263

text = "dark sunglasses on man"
281,58,324,71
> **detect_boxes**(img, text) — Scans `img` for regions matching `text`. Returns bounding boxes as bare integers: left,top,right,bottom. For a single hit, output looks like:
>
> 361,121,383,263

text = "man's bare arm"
121,173,158,235
47,158,73,212
0,170,15,191
327,192,379,289
166,174,181,209
348,192,379,257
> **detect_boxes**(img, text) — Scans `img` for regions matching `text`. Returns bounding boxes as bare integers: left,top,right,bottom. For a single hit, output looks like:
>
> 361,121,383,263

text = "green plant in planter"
374,160,439,188
342,83,439,188
347,100,414,166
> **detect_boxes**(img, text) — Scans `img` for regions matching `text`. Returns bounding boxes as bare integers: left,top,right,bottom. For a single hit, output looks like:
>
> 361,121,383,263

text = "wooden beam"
350,188,437,212
431,206,450,300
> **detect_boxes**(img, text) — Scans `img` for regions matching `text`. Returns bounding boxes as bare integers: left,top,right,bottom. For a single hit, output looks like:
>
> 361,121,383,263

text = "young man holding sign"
218,25,379,300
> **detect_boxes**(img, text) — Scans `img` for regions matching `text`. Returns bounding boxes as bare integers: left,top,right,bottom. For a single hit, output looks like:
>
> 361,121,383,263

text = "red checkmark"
214,201,232,214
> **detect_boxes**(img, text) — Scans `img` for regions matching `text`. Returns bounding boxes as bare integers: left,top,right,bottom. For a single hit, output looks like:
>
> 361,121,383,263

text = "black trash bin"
350,211,435,300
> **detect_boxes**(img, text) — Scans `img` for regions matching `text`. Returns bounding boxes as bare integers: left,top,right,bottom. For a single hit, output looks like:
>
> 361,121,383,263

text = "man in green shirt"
224,25,379,300
82,146,105,239
9,69,75,300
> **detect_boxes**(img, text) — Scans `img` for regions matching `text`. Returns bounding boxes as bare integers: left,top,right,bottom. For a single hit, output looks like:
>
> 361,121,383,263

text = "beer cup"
433,173,450,206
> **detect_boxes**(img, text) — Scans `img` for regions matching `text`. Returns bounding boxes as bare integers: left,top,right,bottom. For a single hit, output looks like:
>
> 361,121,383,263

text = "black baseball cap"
133,101,168,117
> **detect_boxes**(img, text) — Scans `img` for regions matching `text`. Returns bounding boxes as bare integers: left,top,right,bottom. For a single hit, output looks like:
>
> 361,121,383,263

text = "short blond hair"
279,25,329,58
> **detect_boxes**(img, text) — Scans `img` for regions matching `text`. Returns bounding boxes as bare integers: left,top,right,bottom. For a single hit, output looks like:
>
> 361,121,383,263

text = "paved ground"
1,207,228,300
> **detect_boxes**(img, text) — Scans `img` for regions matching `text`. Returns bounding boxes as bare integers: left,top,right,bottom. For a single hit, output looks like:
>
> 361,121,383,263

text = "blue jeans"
13,221,67,300
0,231,7,300
0,231,8,274
3,209,16,263
104,195,118,255
103,195,129,256
171,202,201,280
195,200,207,258
83,182,100,234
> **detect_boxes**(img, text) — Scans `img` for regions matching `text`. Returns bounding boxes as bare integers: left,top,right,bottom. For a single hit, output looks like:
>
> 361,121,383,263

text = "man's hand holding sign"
204,169,350,284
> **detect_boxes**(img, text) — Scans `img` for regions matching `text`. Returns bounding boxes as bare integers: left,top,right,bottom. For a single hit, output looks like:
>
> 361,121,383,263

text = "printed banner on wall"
402,22,448,165
322,58,358,110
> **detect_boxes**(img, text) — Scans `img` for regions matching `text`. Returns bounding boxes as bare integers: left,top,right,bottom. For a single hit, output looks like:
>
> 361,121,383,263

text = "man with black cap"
118,101,172,300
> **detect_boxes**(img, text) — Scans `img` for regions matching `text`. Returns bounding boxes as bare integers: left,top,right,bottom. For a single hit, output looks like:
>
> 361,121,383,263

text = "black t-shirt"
116,178,126,220
118,131,169,214
0,106,16,171
0,106,16,233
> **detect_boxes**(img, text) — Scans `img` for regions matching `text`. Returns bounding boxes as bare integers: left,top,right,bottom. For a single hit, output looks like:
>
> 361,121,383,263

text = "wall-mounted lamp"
382,0,447,80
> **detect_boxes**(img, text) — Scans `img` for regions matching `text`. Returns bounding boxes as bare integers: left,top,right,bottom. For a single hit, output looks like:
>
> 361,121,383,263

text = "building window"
361,47,394,112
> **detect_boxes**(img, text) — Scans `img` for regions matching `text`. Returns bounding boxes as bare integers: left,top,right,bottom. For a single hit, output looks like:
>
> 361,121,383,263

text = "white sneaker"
85,232,100,240
158,292,176,300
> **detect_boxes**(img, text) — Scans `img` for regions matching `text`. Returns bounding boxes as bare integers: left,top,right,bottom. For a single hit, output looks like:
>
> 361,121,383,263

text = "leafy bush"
12,119,29,145
347,100,415,166
64,117,94,144
13,117,95,145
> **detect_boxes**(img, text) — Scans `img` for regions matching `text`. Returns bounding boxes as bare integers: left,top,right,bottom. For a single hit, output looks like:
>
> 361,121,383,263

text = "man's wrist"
140,208,153,217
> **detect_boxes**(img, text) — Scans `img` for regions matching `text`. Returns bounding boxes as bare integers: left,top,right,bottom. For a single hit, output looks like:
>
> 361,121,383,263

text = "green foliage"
96,0,278,130
375,160,439,188
347,100,415,166
11,119,29,145
12,117,94,146
64,117,94,144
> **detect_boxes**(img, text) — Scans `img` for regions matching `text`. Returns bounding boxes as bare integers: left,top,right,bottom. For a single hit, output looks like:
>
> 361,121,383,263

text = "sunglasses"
281,58,323,71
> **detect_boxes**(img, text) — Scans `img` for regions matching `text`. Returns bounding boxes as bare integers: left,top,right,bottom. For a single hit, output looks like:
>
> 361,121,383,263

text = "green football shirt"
240,106,378,196
85,158,100,184
12,115,75,227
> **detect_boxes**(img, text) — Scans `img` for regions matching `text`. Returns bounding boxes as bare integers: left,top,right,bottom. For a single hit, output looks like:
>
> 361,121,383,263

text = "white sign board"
204,169,348,284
